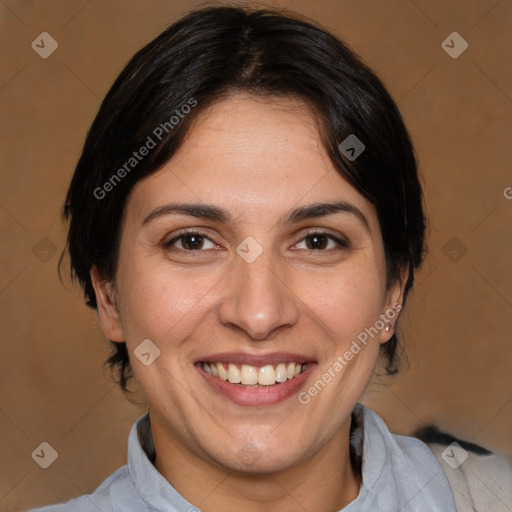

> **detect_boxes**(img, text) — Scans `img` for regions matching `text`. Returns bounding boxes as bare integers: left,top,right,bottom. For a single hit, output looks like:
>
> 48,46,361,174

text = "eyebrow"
142,201,370,232
280,201,370,232
142,203,229,225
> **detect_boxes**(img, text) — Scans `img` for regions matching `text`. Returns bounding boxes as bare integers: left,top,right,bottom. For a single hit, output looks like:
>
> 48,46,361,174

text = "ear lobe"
380,266,409,343
90,266,124,342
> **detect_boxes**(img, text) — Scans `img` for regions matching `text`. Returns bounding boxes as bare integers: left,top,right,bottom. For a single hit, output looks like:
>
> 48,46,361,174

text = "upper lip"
196,351,316,366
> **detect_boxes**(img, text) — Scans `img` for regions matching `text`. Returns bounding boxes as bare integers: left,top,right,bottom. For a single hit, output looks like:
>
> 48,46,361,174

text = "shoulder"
415,425,512,512
25,465,132,512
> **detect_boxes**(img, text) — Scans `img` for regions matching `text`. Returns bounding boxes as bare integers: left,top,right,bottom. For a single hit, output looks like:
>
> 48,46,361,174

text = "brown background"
1,0,511,510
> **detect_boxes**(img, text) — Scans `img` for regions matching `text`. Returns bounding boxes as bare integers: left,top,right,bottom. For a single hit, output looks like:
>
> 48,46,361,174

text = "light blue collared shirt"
27,404,457,512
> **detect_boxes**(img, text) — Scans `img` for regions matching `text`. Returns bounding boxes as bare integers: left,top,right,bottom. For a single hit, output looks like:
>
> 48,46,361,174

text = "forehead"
126,93,377,229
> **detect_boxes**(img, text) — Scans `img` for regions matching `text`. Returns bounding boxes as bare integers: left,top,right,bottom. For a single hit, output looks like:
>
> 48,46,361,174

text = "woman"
29,5,511,512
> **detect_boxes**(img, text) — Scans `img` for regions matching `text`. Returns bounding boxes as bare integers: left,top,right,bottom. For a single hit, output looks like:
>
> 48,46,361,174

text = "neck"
147,412,361,512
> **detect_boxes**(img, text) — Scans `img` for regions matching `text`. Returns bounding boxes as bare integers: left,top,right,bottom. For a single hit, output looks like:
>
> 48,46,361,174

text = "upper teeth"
202,362,306,386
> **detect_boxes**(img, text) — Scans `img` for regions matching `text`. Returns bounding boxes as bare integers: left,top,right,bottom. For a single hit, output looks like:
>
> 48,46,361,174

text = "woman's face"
94,93,404,473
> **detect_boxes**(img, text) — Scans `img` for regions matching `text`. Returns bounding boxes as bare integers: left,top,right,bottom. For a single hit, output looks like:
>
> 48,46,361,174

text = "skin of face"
91,93,407,511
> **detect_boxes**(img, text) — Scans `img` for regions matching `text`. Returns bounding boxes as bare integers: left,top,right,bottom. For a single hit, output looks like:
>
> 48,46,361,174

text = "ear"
90,266,124,342
379,265,409,344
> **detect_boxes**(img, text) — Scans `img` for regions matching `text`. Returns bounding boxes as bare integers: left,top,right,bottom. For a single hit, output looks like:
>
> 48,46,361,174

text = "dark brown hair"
60,5,426,392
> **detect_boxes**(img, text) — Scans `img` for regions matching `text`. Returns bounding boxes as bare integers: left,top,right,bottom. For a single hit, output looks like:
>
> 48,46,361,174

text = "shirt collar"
127,403,456,511
343,404,457,511
127,414,197,511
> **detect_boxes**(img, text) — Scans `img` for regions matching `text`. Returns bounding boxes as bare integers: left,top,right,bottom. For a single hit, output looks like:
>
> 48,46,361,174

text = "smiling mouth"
200,362,307,386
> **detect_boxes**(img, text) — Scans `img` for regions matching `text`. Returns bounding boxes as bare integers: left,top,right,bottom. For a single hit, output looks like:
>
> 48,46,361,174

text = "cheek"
115,256,219,346
296,256,385,343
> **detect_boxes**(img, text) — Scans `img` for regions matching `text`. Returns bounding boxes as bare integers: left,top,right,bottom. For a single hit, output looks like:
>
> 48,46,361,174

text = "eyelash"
162,229,349,252
295,229,349,251
163,230,219,252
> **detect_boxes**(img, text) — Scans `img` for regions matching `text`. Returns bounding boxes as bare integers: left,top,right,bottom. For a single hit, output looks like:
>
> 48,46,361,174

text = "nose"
217,251,300,341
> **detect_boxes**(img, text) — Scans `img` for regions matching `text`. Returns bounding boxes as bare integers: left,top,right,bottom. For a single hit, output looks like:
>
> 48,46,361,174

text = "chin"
224,450,298,475
208,437,303,474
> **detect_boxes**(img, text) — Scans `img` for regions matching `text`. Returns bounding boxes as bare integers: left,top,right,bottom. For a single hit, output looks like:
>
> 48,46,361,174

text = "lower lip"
196,363,316,406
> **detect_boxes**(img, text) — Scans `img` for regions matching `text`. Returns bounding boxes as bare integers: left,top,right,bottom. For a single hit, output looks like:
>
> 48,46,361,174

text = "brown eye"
305,234,329,250
181,234,205,250
295,232,348,251
164,232,217,251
